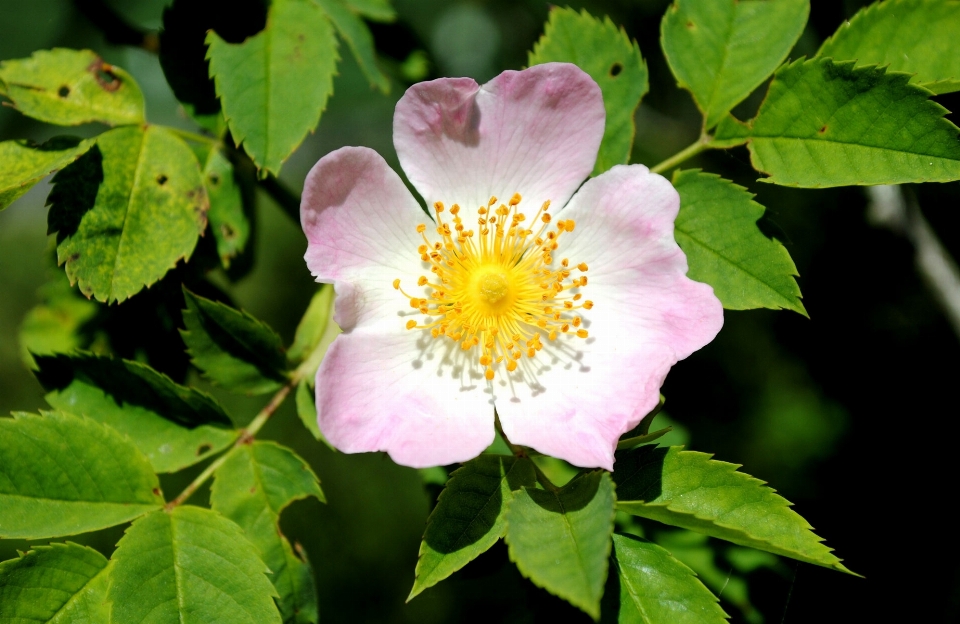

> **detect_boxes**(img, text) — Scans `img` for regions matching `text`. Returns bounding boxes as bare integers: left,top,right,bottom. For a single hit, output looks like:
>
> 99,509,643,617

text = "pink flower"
300,63,723,470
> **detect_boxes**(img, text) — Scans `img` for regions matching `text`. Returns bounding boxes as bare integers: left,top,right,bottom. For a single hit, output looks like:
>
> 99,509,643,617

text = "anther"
485,368,495,381
417,224,426,233
576,329,589,338
406,320,417,330
393,279,400,290
578,262,588,271
509,193,522,206
418,276,428,286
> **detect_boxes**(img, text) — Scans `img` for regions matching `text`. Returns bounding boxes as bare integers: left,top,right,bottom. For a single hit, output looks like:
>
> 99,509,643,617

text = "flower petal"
394,63,605,217
494,165,723,470
316,326,494,468
301,146,428,331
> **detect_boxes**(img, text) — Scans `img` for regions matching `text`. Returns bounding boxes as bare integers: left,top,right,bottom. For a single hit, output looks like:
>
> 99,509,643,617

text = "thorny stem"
494,412,560,492
650,133,713,175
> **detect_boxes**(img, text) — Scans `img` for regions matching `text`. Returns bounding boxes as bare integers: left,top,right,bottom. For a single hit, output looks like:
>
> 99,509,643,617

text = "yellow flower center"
394,193,593,381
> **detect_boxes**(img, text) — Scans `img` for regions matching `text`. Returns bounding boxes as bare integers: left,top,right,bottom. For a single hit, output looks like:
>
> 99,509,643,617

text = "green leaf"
0,542,111,624
181,289,288,395
36,352,236,473
19,271,98,369
108,506,283,624
48,125,208,303
295,379,335,451
343,0,395,22
211,442,324,623
613,445,852,574
0,48,145,126
672,169,805,315
818,0,960,95
602,533,728,624
715,57,960,187
288,285,335,365
0,137,94,210
528,8,648,175
0,411,163,540
207,0,339,175
204,147,250,269
661,0,809,129
410,455,536,600
505,471,616,620
316,0,390,93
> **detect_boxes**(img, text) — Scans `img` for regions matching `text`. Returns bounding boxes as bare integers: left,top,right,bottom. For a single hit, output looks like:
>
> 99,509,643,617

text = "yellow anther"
418,276,428,286
479,355,491,366
450,204,460,215
548,330,558,341
509,193,522,206
406,320,417,330
561,258,569,267
578,262,588,271
488,196,498,206
576,329,589,338
564,301,573,309
565,220,576,232
485,368,495,381
573,317,582,327
583,300,594,310
434,202,445,212
506,360,518,372
409,298,420,308
393,279,401,290
561,324,570,333
417,224,426,233
541,213,552,223
527,348,536,358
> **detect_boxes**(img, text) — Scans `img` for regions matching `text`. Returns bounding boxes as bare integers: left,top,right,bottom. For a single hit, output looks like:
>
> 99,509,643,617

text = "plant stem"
167,126,220,146
493,412,560,492
165,381,294,510
650,134,713,175
259,176,302,222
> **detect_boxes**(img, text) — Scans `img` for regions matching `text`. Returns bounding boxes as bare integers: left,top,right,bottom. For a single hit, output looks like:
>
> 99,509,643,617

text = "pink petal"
393,63,605,217
316,327,494,468
301,146,427,331
494,165,723,470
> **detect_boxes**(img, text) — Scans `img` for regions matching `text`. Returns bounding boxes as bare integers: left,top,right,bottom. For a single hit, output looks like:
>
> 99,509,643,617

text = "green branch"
650,134,713,175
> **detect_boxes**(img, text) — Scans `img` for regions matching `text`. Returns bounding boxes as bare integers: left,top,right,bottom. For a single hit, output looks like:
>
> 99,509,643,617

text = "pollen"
394,193,592,380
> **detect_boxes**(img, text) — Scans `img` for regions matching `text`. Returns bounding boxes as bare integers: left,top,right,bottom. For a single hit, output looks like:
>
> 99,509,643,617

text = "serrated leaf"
316,0,390,93
47,125,208,303
613,445,852,574
181,289,288,394
505,471,616,620
0,48,145,126
211,442,324,623
0,137,94,211
0,411,163,540
207,0,339,175
661,0,809,130
672,169,804,315
288,285,335,365
19,271,98,369
0,542,110,623
528,8,648,175
343,0,395,22
36,352,236,473
601,533,728,624
204,147,250,268
108,506,282,624
410,455,536,600
818,0,960,95
714,57,960,187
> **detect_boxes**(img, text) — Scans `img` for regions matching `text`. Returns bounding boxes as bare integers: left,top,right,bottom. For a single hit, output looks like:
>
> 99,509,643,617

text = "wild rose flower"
300,63,723,470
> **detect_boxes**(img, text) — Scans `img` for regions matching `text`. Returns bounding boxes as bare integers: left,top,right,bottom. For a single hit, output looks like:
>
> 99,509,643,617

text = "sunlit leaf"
343,0,395,22
614,445,853,574
601,533,728,624
661,0,809,129
819,0,960,95
36,352,236,473
0,542,111,624
47,126,208,303
288,285,335,366
19,271,98,369
0,137,94,211
410,455,536,600
181,289,288,394
207,0,339,175
204,147,250,268
316,0,390,93
505,471,616,620
529,7,648,174
108,506,282,624
673,169,805,314
0,411,163,540
713,58,960,187
0,48,144,126
211,442,324,623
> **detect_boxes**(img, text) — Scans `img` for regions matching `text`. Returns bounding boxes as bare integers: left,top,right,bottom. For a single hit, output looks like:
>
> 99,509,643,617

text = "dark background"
0,0,957,621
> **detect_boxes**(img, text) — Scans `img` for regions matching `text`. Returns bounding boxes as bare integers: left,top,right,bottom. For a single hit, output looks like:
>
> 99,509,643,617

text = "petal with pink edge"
316,326,494,468
301,146,429,331
394,63,605,217
494,165,723,470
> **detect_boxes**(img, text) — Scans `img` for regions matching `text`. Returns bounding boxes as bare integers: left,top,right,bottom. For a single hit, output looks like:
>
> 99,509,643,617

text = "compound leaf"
47,125,208,303
0,542,111,624
0,411,163,540
410,455,536,600
714,57,960,187
0,48,144,126
673,169,804,314
661,0,809,129
819,0,960,95
0,137,94,211
613,445,852,574
207,0,339,175
108,506,282,624
529,8,648,175
505,471,616,620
